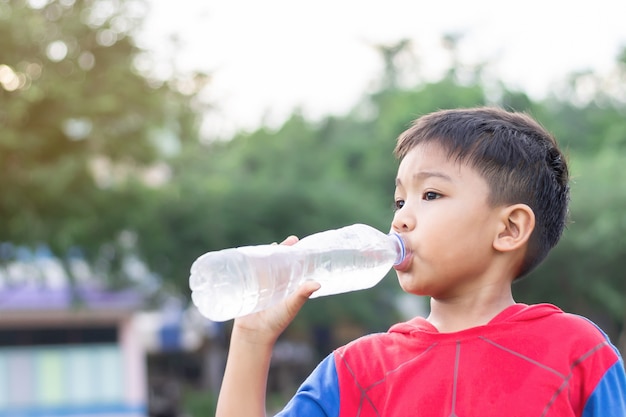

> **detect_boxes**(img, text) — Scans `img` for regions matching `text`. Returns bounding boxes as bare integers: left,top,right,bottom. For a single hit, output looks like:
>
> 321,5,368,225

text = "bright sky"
139,0,626,139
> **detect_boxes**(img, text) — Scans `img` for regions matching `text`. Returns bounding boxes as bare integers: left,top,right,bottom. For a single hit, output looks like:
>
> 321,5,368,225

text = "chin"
407,288,431,297
397,275,428,296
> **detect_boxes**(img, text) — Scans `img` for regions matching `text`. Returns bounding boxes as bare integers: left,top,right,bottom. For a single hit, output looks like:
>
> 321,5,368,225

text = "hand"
232,235,321,346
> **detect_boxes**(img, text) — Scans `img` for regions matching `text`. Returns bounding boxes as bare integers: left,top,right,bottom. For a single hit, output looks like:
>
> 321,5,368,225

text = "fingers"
299,280,321,297
289,281,320,308
284,281,321,320
280,235,299,246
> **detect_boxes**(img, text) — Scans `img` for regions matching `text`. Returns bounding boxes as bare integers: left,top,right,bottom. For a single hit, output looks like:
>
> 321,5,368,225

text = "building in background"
0,245,148,417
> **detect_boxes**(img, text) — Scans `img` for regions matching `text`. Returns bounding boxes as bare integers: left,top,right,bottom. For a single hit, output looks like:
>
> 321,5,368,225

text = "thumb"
284,281,321,317
299,280,322,297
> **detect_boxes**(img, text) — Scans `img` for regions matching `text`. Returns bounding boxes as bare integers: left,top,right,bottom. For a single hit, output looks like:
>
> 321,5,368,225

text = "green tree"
0,0,201,280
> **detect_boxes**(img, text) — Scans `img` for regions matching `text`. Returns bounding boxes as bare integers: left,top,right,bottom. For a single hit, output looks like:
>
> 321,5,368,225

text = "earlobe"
493,204,535,252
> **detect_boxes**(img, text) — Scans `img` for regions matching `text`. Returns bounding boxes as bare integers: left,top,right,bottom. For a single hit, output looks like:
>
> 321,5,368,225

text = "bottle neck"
388,232,406,265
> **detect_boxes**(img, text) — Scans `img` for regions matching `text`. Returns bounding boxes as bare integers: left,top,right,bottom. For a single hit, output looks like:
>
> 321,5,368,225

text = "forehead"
397,142,459,175
396,142,486,187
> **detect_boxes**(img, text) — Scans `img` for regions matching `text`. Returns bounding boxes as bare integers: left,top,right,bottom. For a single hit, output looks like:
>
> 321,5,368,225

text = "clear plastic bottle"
189,223,406,322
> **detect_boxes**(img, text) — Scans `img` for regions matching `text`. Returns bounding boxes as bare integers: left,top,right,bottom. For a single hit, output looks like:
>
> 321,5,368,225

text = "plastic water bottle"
189,224,406,322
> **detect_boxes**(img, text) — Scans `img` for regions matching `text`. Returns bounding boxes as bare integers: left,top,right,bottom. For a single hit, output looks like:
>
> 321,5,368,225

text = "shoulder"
546,310,606,334
335,317,431,360
330,325,435,414
513,303,615,348
333,319,434,385
548,310,616,350
334,331,395,364
523,305,624,386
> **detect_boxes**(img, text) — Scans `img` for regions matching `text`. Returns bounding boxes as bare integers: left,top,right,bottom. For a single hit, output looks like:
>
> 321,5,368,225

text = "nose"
391,205,416,233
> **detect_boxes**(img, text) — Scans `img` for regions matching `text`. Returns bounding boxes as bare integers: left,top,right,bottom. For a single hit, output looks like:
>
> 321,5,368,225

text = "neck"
426,284,515,333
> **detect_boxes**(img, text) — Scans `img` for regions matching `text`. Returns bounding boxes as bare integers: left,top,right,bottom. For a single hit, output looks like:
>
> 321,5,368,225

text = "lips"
393,249,412,272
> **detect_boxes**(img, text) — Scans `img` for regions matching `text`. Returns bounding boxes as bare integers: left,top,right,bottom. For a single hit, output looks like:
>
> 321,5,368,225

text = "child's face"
391,142,505,299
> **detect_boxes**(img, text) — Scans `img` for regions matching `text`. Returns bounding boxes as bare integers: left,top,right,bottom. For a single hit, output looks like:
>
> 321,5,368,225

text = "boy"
216,107,626,416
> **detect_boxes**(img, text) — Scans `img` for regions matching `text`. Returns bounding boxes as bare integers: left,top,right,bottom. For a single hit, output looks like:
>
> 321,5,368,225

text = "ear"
493,204,535,253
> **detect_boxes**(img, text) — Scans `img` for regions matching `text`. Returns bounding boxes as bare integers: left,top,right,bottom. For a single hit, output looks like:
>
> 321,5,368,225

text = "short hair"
394,107,570,278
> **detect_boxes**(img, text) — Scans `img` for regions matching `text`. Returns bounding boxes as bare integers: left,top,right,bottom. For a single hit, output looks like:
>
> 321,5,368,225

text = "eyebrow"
395,171,454,186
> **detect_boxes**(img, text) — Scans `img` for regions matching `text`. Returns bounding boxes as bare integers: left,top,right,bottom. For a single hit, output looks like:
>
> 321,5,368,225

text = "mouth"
393,249,412,272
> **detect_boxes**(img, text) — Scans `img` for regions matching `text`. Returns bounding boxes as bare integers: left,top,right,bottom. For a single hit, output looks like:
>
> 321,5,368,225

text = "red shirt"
278,303,626,416
334,304,622,416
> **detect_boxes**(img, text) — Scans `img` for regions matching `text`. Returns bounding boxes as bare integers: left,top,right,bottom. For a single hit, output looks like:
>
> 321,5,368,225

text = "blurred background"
1,0,625,416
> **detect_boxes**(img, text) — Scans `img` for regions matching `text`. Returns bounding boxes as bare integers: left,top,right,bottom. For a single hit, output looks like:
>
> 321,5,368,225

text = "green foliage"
367,77,487,140
0,0,199,278
133,113,393,296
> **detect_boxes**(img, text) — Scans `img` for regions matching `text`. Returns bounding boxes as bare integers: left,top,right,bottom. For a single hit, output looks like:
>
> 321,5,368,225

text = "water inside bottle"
190,250,262,321
304,247,396,298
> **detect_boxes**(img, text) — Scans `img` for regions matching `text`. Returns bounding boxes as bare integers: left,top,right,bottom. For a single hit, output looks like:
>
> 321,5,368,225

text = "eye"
423,191,441,201
393,199,405,211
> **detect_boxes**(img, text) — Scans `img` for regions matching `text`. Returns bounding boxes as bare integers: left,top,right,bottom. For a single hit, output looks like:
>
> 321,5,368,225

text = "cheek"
435,206,492,243
414,231,478,277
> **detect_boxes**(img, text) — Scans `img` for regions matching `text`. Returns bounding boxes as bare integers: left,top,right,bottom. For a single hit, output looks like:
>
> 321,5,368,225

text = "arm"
276,354,340,417
581,358,626,417
575,316,626,417
215,236,321,417
215,325,274,417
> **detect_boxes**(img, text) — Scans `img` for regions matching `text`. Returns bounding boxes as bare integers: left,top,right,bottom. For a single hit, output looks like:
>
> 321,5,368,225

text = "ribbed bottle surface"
189,224,404,321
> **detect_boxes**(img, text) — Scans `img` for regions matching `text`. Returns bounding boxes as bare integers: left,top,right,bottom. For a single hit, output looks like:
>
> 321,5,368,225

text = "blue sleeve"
579,316,626,417
274,353,340,417
582,359,626,417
